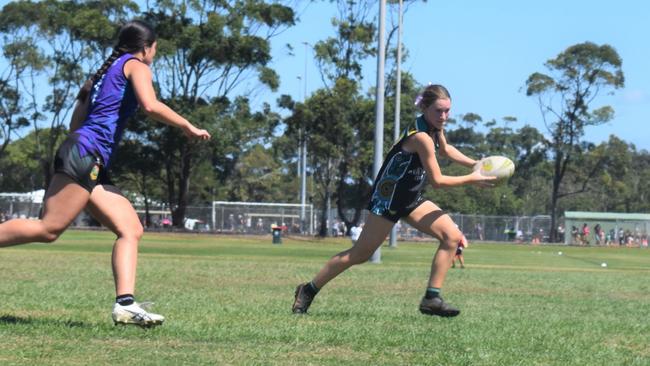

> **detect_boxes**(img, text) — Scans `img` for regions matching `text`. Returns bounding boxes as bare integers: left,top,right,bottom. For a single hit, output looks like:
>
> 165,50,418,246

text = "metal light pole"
370,0,387,264
297,75,303,191
300,42,309,233
389,0,403,248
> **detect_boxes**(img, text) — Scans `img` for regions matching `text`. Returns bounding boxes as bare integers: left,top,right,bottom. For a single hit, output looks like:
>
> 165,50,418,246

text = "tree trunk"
173,143,192,227
142,172,151,228
549,150,563,242
318,189,330,237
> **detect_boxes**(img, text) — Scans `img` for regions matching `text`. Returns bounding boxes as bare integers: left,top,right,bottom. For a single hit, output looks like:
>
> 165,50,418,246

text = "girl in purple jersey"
0,20,210,327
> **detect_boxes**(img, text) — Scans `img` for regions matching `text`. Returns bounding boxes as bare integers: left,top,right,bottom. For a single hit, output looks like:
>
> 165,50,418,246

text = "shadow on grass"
0,315,87,328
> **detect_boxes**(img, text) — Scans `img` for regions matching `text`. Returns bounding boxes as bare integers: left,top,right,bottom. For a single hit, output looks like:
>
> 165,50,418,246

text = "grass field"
0,230,648,365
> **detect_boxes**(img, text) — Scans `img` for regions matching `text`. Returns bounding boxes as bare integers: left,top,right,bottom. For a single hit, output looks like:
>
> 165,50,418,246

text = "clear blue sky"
268,0,650,150
1,1,647,150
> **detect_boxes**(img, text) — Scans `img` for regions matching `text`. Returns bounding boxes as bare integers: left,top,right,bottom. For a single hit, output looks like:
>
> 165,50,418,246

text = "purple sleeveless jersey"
75,53,140,168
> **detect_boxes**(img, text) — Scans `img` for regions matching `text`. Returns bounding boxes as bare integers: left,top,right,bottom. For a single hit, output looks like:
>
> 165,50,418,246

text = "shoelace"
136,301,155,310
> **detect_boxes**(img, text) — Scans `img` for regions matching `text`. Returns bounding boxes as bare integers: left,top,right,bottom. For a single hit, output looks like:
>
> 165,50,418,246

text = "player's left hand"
184,124,211,140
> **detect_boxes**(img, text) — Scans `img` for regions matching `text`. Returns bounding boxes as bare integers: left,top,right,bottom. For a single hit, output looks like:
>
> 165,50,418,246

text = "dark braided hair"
76,20,157,101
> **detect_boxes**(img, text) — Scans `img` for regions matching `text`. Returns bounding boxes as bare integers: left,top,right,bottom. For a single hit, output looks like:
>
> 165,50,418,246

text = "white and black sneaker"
112,301,165,327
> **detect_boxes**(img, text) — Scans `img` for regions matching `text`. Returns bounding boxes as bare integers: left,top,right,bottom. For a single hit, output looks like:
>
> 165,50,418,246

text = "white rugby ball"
474,156,515,180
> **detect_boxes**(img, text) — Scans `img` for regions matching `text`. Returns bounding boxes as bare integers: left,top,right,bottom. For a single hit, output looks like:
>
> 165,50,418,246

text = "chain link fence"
0,194,561,244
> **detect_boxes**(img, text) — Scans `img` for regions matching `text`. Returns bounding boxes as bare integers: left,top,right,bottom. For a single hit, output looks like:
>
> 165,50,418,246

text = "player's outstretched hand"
470,169,497,188
184,124,211,140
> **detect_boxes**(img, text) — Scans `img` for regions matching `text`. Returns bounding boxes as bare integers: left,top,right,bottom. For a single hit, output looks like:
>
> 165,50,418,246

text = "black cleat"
419,296,460,317
292,283,315,314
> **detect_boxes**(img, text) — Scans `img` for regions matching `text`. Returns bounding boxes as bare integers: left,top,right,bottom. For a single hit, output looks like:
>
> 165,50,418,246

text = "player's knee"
130,224,144,241
117,223,144,242
134,223,144,240
443,231,463,251
41,225,65,243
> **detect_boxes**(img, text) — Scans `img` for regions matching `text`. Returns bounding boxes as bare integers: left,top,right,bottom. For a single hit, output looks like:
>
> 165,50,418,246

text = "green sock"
424,287,440,299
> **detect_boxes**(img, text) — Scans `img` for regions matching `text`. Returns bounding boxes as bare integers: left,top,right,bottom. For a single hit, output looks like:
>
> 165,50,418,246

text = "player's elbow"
141,102,158,115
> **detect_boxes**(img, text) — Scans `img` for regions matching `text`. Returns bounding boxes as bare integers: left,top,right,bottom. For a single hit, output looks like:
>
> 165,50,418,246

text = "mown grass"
0,230,648,365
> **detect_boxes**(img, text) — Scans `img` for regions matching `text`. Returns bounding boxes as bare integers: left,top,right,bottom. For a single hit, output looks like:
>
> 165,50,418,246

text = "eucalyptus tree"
131,0,295,226
0,38,37,161
278,1,377,235
0,0,137,186
525,42,624,240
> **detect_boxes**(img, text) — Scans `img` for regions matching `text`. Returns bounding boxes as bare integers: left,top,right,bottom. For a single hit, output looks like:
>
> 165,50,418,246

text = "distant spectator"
618,228,625,245
594,224,602,245
557,224,565,243
599,227,605,245
0,211,5,223
606,229,615,246
531,228,542,244
581,224,590,245
228,214,235,231
571,226,579,245
350,224,363,246
452,233,467,269
625,230,634,247
515,229,524,243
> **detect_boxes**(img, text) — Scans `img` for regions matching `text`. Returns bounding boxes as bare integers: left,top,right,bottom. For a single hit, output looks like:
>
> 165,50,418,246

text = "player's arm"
404,132,494,188
125,59,211,140
437,130,477,168
69,94,90,132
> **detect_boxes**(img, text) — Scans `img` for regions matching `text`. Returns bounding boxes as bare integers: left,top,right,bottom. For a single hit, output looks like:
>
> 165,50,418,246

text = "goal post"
211,201,314,235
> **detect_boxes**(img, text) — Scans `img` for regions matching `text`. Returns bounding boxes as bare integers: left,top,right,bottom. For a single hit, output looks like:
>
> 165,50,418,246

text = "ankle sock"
424,287,440,299
116,294,135,306
304,281,319,296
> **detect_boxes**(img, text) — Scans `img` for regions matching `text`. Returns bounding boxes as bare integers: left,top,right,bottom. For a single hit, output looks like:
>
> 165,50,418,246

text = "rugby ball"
474,156,515,180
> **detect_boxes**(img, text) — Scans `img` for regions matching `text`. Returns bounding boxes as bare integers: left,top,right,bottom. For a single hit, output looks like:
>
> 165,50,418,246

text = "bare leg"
0,174,89,246
311,213,394,289
86,185,143,296
404,201,463,289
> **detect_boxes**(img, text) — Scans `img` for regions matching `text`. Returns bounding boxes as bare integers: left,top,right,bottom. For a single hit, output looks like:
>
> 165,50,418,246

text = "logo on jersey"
378,179,396,198
408,167,425,177
90,164,99,181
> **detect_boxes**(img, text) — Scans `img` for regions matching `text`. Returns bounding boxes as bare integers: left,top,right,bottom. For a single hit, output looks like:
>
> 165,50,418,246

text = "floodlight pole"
370,0,387,264
300,42,309,233
389,0,403,249
297,75,302,194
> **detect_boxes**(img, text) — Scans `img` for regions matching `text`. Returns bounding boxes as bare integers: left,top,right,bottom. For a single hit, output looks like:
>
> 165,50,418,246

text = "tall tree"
132,0,294,226
0,0,137,187
525,42,624,241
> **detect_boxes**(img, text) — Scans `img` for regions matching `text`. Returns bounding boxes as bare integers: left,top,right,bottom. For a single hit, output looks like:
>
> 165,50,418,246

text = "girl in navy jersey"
293,84,494,317
0,20,210,327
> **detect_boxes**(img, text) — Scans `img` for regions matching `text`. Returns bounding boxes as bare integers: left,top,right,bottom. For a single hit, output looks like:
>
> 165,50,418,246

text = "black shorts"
54,134,111,192
455,246,464,256
368,195,427,223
